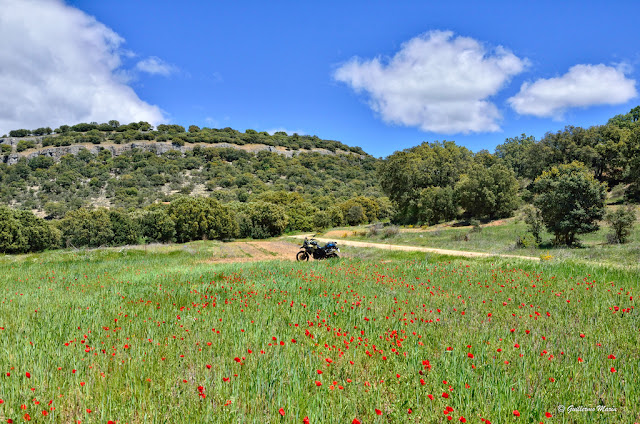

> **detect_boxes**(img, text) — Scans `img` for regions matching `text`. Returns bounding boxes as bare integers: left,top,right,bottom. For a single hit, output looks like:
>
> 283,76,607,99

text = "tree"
0,206,28,253
236,202,287,238
167,197,237,242
418,186,457,225
378,141,473,223
522,205,543,244
494,134,536,178
9,129,30,137
138,208,176,242
346,204,365,226
605,206,636,244
109,209,141,246
456,163,519,219
532,162,606,246
14,210,60,252
286,202,318,232
58,208,114,247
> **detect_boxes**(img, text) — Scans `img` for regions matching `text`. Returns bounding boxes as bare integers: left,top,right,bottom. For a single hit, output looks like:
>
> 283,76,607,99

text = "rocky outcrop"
0,139,360,165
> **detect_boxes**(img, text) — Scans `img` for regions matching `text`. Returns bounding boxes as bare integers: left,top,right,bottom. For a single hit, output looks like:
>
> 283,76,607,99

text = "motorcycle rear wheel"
296,251,309,261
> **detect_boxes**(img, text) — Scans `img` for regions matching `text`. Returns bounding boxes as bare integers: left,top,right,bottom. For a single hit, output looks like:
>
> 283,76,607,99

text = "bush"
469,219,482,233
515,233,538,249
382,225,399,238
605,206,636,244
16,139,36,152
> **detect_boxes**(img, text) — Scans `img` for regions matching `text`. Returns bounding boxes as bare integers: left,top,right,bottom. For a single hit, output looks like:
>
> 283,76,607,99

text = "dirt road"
204,240,302,263
289,235,540,261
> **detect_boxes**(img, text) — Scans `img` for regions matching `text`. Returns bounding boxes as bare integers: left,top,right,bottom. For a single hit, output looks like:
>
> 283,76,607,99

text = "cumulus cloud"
0,0,165,135
334,30,527,133
135,56,176,76
508,64,637,118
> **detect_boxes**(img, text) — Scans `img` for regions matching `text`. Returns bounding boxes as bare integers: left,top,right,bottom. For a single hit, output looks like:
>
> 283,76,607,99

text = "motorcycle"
296,237,339,261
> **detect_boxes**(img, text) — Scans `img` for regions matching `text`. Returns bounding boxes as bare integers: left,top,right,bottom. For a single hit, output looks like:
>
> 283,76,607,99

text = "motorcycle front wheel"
326,253,339,259
296,251,309,261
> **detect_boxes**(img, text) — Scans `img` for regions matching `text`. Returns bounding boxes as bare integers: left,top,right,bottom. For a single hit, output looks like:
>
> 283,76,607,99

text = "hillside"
0,122,381,217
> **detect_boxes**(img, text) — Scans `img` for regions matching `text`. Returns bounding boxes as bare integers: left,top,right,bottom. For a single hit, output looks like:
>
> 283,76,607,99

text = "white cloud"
266,128,306,136
135,56,176,76
0,0,165,135
508,64,637,118
334,30,527,133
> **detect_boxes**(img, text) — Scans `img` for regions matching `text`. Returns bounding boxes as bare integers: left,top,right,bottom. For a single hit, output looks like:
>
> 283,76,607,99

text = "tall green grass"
0,244,637,423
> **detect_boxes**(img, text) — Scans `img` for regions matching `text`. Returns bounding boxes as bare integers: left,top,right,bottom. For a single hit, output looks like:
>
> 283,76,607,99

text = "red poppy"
375,409,382,415
278,408,285,417
303,417,310,424
545,412,552,418
513,410,520,417
352,419,361,424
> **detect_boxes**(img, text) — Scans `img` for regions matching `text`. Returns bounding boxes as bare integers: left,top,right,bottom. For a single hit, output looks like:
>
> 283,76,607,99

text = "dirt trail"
204,240,302,263
323,219,514,239
289,235,540,261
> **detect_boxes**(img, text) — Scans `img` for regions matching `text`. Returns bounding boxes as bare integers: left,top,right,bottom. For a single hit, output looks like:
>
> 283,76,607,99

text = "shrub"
469,219,482,233
515,233,538,249
16,139,36,152
382,225,399,238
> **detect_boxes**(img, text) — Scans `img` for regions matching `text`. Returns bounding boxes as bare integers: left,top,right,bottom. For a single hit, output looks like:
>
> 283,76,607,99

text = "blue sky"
2,0,640,157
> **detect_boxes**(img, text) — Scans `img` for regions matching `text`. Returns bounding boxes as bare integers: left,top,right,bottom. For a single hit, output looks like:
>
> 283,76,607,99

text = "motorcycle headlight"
337,248,340,252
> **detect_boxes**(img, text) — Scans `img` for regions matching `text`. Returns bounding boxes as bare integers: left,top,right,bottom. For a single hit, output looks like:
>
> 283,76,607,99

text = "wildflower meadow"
0,245,637,423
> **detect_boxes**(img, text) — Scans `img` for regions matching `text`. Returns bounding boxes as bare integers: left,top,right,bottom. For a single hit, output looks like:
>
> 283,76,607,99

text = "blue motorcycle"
296,237,339,261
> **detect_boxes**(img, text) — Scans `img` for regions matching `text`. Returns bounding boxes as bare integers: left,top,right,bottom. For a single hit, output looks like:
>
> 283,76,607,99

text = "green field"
338,205,640,268
0,242,638,423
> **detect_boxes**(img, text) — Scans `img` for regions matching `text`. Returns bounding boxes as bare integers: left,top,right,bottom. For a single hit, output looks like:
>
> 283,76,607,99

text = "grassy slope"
0,243,637,423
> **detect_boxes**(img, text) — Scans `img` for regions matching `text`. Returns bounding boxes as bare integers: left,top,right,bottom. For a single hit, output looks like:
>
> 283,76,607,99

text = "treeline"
0,146,382,216
379,106,640,245
0,194,390,254
379,141,520,224
495,106,640,200
2,120,365,154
